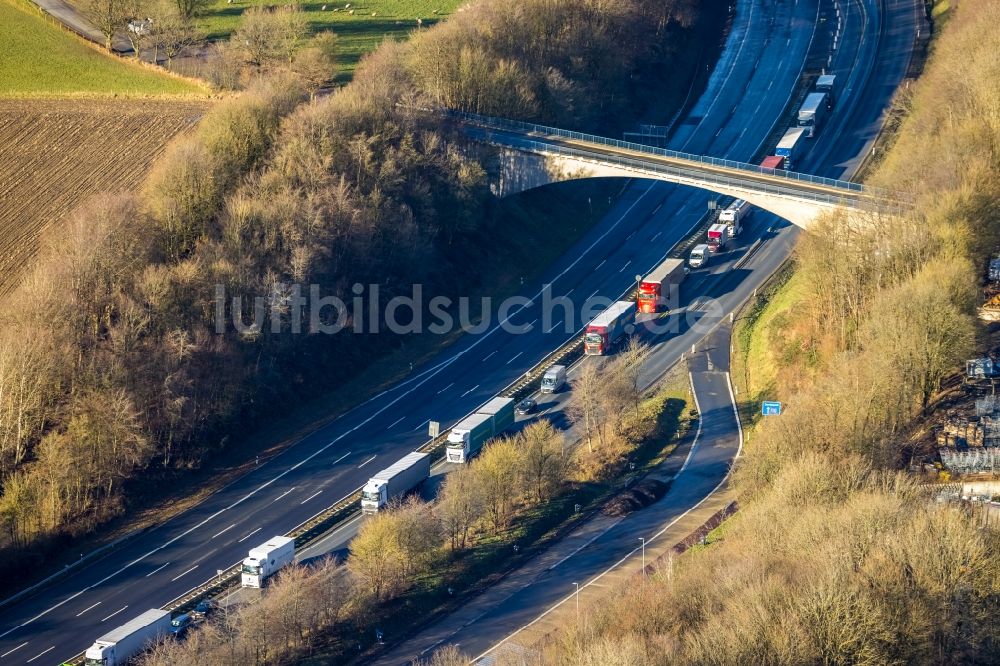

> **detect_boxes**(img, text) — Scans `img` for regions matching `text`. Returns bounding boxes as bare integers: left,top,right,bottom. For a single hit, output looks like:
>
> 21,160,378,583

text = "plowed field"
0,98,209,294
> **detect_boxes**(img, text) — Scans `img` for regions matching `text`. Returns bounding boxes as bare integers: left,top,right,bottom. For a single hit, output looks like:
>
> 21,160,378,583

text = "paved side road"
372,324,743,665
31,0,131,52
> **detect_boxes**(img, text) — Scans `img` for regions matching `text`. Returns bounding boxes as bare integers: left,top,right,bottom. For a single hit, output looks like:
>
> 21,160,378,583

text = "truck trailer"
361,451,430,513
797,92,829,137
774,127,808,170
707,223,730,252
241,535,295,588
815,73,837,104
760,155,786,170
637,258,687,314
718,199,750,237
446,397,515,463
84,608,172,666
584,301,636,355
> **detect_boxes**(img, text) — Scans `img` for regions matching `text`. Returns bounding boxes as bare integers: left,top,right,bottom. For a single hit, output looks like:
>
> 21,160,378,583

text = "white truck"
718,199,750,237
446,397,516,463
815,73,837,104
241,535,295,588
361,451,431,514
84,608,171,666
797,92,829,137
541,365,567,393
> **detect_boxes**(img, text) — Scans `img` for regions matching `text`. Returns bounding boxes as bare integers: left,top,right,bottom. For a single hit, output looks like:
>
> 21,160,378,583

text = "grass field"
195,0,462,73
0,99,210,294
0,0,207,96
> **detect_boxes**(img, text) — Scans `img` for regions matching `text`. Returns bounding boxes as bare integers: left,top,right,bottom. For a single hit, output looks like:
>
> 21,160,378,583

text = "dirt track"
0,98,209,294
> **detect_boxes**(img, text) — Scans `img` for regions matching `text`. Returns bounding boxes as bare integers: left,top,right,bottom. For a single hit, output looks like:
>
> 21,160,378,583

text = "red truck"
707,223,729,253
760,155,786,170
584,301,636,355
637,258,687,314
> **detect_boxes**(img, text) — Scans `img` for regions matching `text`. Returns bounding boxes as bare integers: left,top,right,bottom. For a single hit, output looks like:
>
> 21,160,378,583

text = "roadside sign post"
429,421,440,437
761,401,782,416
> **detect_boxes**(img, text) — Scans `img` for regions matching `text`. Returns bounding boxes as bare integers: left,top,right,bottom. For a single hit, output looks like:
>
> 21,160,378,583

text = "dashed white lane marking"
26,646,53,663
0,641,27,658
506,351,524,365
171,566,198,582
101,606,127,623
595,259,606,270
238,527,262,543
436,382,454,394
301,490,323,504
460,384,480,398
357,455,377,468
145,562,170,578
75,602,100,617
619,260,632,272
483,350,497,361
211,524,236,539
387,416,405,429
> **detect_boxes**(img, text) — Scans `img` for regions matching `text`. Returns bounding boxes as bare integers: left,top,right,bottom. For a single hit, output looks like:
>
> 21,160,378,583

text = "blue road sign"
761,401,782,416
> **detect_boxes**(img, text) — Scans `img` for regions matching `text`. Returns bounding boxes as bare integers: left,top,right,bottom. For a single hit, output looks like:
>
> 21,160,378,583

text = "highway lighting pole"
635,274,642,298
574,582,580,621
639,538,646,574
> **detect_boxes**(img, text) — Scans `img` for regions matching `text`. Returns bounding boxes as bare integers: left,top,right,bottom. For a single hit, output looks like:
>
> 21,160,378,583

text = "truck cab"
584,326,610,355
240,555,266,587
85,644,115,666
446,428,471,462
361,479,388,514
706,223,729,252
689,244,709,268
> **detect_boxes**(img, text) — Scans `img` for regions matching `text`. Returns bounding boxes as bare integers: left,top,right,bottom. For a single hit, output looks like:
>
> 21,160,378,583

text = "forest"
0,0,720,572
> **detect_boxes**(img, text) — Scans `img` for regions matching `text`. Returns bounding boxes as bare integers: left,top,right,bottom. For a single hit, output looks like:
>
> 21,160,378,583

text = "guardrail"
448,110,875,195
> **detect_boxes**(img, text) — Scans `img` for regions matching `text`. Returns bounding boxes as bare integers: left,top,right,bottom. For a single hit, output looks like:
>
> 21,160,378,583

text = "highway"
0,0,918,661
372,0,921,659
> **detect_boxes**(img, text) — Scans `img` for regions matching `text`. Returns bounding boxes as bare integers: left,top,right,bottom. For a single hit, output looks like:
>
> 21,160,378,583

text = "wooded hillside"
0,0,720,573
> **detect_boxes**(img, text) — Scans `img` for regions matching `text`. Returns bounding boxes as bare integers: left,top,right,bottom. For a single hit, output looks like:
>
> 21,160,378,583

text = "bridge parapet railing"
485,134,885,208
449,110,885,197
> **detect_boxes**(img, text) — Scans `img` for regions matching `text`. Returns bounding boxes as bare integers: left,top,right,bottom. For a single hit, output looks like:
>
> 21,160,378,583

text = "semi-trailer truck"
241,535,295,588
541,365,567,393
446,397,515,463
361,451,430,513
84,608,172,666
760,155,786,170
797,92,829,137
707,223,730,252
775,127,808,170
637,258,687,314
718,199,750,237
584,301,636,355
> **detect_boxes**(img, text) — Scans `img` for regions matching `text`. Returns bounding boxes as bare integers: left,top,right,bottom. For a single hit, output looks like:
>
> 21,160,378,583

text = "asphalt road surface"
0,0,918,660
370,0,921,659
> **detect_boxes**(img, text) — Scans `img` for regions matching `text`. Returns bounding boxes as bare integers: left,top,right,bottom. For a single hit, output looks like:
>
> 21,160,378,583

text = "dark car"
193,598,217,616
516,398,537,415
170,613,192,637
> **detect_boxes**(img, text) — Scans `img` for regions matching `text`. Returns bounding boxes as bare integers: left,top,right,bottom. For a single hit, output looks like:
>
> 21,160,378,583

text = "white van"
689,244,709,268
541,365,567,393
